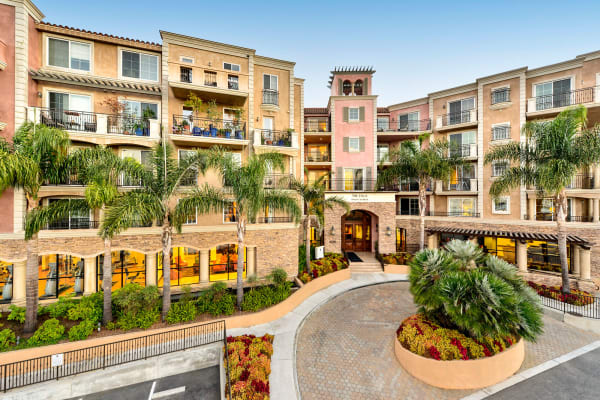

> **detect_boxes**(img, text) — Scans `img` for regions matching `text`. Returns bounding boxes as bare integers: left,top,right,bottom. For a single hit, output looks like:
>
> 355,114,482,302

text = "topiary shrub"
408,240,543,342
0,329,16,351
112,284,161,330
27,318,65,347
7,305,25,324
166,286,197,324
68,319,96,341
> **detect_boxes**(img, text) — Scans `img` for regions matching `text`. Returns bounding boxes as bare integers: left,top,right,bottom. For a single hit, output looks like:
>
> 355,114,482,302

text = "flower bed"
298,252,349,283
225,334,273,399
397,314,518,361
527,281,594,306
380,252,413,265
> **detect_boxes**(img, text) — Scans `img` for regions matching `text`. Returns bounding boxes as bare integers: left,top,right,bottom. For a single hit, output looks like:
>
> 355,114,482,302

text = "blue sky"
36,0,600,107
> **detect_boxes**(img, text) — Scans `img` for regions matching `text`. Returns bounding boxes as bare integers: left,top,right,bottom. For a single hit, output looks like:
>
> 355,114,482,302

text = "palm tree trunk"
236,217,246,307
161,221,172,321
556,191,570,294
102,237,113,324
24,232,39,333
418,182,427,250
305,216,312,274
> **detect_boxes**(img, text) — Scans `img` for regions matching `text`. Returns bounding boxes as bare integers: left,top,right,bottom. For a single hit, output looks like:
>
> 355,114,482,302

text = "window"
342,80,352,96
48,37,91,72
398,111,419,131
224,201,237,223
344,168,364,190
263,74,278,91
97,251,146,292
181,56,194,64
157,247,199,287
224,62,240,72
40,254,84,298
179,150,198,186
396,228,407,252
228,75,239,90
492,197,510,214
535,78,571,110
492,125,511,141
348,107,360,122
354,80,363,96
448,198,476,216
377,144,389,162
0,261,13,302
492,161,508,177
377,117,389,131
491,88,510,104
481,237,515,264
527,240,571,273
449,131,476,157
49,92,91,112
121,50,158,81
120,100,158,119
209,244,246,281
348,137,360,152
448,97,475,124
204,71,217,86
449,164,475,190
398,198,419,216
47,198,91,229
180,66,192,83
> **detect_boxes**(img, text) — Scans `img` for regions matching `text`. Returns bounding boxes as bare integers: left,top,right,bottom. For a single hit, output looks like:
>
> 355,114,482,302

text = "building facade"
0,0,303,306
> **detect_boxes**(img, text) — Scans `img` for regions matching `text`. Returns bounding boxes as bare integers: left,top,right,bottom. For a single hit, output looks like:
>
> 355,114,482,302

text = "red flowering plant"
527,281,594,306
299,253,349,283
225,334,274,399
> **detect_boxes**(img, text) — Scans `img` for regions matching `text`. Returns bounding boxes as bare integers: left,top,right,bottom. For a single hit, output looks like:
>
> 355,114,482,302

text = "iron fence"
533,86,596,111
0,320,228,393
39,108,98,133
304,120,330,132
259,129,292,147
537,292,599,319
172,115,246,139
262,90,279,106
491,88,511,104
255,216,293,223
428,211,480,217
377,118,431,132
441,110,476,126
263,174,294,189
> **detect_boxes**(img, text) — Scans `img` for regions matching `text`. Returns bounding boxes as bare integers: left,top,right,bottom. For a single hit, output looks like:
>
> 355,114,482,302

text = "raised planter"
394,336,524,389
384,264,410,274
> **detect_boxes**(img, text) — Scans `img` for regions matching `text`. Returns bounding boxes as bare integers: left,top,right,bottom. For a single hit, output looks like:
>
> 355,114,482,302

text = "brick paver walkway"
295,282,600,400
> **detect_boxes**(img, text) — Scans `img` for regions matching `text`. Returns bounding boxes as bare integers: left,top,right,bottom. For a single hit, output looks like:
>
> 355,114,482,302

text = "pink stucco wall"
28,15,41,108
330,73,373,96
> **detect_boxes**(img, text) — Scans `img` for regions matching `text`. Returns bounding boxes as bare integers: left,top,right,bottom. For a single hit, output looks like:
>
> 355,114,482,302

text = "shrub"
299,253,349,283
7,305,25,324
68,292,103,323
0,329,16,351
267,268,288,287
527,281,594,306
68,319,95,341
46,296,78,319
27,318,65,347
202,282,235,316
112,284,161,330
166,287,197,324
409,240,543,341
381,252,412,265
226,334,273,399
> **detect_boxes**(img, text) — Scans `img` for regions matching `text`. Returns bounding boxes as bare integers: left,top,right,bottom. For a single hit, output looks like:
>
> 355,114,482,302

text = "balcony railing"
442,178,478,192
263,174,293,189
304,120,330,132
524,213,594,223
429,211,480,218
528,86,598,112
47,219,99,230
172,115,246,139
40,107,97,132
180,68,192,83
438,109,477,128
204,73,217,87
305,153,330,162
263,90,279,106
566,174,594,189
107,115,150,136
377,119,431,132
491,126,511,141
449,144,477,158
259,129,292,147
491,88,511,104
255,216,293,223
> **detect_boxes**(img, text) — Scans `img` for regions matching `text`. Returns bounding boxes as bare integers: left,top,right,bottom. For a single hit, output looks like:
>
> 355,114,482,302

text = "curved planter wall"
384,264,410,274
394,337,524,389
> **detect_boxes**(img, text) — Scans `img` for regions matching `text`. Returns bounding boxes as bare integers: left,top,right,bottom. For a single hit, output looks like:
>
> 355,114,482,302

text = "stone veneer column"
83,257,97,295
572,246,581,276
427,233,439,249
527,197,536,220
579,247,591,280
247,247,256,276
516,240,528,272
593,199,599,223
146,253,157,286
12,261,26,306
594,164,600,189
199,249,209,283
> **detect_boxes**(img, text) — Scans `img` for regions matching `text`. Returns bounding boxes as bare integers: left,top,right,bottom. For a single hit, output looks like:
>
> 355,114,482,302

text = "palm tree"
101,143,222,320
377,138,464,250
485,106,600,293
203,151,302,307
70,146,144,324
0,122,87,332
287,173,349,273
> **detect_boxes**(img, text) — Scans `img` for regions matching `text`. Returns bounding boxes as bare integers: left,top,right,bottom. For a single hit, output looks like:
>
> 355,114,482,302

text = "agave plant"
409,240,543,341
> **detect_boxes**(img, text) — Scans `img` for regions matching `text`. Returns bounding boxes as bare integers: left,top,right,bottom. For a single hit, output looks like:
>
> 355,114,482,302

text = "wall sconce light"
330,226,335,236
256,117,259,122
386,226,392,236
37,91,42,98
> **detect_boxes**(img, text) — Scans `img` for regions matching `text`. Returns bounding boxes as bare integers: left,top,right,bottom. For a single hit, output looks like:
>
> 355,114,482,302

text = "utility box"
315,246,324,260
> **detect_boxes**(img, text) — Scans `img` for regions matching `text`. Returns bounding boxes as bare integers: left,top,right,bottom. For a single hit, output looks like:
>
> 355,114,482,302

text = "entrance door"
342,211,371,252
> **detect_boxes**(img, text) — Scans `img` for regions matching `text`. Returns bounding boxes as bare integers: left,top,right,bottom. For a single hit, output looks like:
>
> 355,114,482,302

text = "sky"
35,0,600,107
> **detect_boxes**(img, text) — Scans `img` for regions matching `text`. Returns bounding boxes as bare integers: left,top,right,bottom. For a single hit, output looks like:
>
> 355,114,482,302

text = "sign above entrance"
327,192,396,203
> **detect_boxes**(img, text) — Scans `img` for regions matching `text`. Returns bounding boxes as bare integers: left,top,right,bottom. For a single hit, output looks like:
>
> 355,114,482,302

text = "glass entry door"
342,210,371,252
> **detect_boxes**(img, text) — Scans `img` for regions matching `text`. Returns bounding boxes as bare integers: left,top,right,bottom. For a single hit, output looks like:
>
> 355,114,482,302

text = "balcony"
440,178,478,192
566,174,594,190
304,152,331,163
27,107,160,147
436,109,478,130
377,118,431,133
169,71,247,106
171,115,247,147
254,129,299,154
263,174,294,189
304,120,330,133
491,88,511,105
524,213,594,223
491,126,511,141
262,90,279,107
527,86,599,114
255,216,293,224
449,144,478,159
428,211,480,218
46,219,99,230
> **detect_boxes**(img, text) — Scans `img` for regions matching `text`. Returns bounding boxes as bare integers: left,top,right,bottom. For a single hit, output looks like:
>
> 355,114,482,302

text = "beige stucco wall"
253,63,291,131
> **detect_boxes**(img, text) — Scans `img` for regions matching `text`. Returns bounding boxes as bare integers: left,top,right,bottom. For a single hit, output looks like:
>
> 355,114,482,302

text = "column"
427,233,439,249
593,199,599,223
579,247,591,280
516,240,528,272
199,249,209,283
12,261,26,306
247,247,256,277
527,197,536,220
572,246,581,276
83,256,97,295
594,164,600,189
469,236,479,246
145,252,157,286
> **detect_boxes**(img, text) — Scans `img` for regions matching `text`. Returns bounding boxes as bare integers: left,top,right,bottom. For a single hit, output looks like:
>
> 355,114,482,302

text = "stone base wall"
518,270,597,293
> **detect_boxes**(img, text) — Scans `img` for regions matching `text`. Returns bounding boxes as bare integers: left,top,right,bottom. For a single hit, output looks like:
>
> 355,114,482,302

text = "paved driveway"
295,282,600,400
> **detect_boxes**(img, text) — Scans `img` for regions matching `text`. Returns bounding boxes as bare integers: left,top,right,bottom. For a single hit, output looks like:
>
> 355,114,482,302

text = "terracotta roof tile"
377,107,390,114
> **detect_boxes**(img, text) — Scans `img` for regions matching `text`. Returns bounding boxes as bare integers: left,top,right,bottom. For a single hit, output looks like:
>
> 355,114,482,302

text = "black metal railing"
227,77,239,90
492,126,511,141
536,292,599,319
180,67,192,83
263,90,279,106
259,129,292,147
0,320,227,392
567,174,594,189
524,213,594,223
377,119,431,132
204,72,217,87
304,120,330,132
107,114,150,136
172,115,246,139
441,110,476,126
428,211,480,218
255,216,293,223
449,144,477,158
533,86,596,112
47,219,99,230
491,88,511,104
263,174,293,189
40,108,98,133
305,153,330,162
442,178,477,191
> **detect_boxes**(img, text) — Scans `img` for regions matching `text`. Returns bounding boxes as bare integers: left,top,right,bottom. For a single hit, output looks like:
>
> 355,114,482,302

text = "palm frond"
25,198,88,239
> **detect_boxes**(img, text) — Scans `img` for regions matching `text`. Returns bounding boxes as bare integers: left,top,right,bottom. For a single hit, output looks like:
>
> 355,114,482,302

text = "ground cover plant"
225,334,273,399
527,281,594,306
298,253,349,283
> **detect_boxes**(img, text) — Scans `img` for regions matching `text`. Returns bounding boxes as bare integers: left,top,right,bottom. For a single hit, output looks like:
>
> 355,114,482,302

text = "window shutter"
364,77,368,95
336,167,343,190
343,107,349,122
343,137,349,152
359,107,365,122
366,167,372,181
338,79,342,95
359,137,365,152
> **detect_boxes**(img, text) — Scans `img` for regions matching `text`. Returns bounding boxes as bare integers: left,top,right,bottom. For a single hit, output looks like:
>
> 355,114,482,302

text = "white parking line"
147,381,157,400
152,386,186,399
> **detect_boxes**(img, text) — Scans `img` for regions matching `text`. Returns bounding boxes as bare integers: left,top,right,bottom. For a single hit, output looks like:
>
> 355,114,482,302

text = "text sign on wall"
51,353,64,367
326,193,396,203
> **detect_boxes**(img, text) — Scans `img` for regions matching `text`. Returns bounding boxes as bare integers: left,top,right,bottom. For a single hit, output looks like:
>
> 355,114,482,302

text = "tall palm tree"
101,143,221,320
287,173,349,273
202,151,302,307
0,122,86,332
377,138,464,250
70,146,144,324
485,106,600,293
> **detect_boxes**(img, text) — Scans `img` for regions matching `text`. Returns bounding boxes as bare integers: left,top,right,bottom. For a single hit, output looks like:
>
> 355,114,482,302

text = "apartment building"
0,0,303,306
305,58,600,290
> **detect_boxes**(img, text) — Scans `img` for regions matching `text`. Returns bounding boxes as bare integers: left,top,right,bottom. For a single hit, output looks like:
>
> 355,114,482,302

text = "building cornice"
526,58,583,78
429,83,477,99
477,67,527,85
255,55,295,70
0,0,45,22
387,97,428,111
577,50,600,62
328,95,378,101
160,31,255,58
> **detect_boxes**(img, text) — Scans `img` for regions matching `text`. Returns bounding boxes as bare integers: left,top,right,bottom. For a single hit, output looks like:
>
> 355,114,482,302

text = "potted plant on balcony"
133,122,144,136
206,99,219,137
141,108,155,136
184,92,203,136
101,97,127,134
233,108,245,139
181,118,190,134
224,121,234,138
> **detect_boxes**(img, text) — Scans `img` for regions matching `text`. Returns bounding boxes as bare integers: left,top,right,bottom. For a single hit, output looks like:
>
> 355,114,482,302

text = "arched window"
97,250,146,292
342,80,352,96
0,261,13,302
40,254,84,298
209,244,246,281
354,80,363,96
156,247,200,287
